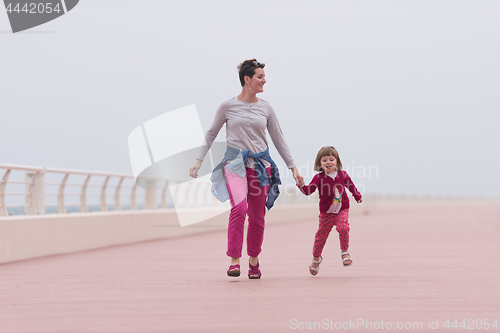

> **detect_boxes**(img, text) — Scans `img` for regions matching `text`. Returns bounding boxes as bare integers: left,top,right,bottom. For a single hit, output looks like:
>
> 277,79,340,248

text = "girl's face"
320,155,337,174
246,68,266,93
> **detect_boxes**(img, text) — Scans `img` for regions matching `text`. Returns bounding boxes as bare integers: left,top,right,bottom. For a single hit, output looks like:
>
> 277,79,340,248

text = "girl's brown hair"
314,146,343,172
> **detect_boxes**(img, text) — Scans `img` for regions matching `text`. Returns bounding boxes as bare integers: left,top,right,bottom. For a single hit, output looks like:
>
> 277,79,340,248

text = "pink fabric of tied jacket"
298,170,362,213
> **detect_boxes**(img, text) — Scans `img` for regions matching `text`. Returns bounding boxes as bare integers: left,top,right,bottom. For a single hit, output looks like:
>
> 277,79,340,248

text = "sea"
5,204,175,216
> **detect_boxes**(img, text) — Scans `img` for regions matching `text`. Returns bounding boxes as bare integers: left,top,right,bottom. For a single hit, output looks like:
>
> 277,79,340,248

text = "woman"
189,59,303,279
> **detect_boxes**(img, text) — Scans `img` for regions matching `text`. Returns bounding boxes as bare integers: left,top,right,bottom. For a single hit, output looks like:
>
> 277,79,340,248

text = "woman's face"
246,68,266,93
320,155,337,174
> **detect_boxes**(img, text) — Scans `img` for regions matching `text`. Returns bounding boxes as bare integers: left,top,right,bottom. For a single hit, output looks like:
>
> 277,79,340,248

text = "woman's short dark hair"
237,58,265,86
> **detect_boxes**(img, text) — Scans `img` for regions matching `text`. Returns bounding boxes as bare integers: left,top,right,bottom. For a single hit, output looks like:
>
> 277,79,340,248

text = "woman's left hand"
290,167,304,187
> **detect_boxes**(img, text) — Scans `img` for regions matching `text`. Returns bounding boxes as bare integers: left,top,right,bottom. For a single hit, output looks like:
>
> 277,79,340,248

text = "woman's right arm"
189,101,227,178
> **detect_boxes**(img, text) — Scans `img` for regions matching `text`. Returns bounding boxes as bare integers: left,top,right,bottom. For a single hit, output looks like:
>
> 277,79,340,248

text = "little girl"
298,146,362,276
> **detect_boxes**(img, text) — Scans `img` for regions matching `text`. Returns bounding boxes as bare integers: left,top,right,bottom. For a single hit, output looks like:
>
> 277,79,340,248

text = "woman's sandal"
309,257,323,276
341,252,353,267
227,264,241,277
248,262,261,279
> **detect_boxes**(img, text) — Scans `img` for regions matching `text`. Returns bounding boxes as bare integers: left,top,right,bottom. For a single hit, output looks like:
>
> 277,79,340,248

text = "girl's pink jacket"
298,170,362,213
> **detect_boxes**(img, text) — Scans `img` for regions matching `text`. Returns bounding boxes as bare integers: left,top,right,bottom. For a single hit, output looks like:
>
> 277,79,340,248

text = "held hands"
291,167,304,187
189,159,203,178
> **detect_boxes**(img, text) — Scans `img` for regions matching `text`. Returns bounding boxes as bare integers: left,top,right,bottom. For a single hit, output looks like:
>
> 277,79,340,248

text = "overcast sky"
1,0,499,198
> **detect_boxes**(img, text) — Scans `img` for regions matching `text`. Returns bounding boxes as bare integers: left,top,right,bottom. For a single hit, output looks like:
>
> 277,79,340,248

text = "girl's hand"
357,199,363,203
189,159,203,178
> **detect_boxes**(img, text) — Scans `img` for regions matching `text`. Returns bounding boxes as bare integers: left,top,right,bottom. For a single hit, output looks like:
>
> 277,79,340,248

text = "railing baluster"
130,182,137,210
0,169,11,216
190,182,200,208
114,176,124,211
183,181,194,208
25,171,38,215
80,175,91,213
24,171,45,215
174,181,182,208
100,176,110,212
57,173,70,213
161,180,169,209
204,182,210,207
57,173,69,214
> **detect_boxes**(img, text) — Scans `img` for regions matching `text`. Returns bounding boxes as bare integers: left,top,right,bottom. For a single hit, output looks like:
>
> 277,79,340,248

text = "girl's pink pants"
224,165,271,258
312,210,350,258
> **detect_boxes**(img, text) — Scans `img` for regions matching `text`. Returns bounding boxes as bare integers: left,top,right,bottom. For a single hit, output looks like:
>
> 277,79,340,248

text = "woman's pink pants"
224,165,271,258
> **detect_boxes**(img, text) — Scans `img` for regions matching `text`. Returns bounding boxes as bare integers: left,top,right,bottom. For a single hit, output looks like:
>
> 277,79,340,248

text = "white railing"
0,163,164,216
0,163,316,216
3,163,496,217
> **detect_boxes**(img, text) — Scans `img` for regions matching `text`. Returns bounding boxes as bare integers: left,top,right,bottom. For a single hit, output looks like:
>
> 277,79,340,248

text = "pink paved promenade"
1,205,499,332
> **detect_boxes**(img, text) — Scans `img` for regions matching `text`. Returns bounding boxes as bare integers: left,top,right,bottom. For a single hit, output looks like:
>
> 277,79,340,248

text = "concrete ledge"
0,204,319,264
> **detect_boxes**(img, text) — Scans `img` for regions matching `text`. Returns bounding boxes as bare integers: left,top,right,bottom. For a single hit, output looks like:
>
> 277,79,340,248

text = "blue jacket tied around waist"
210,146,282,210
